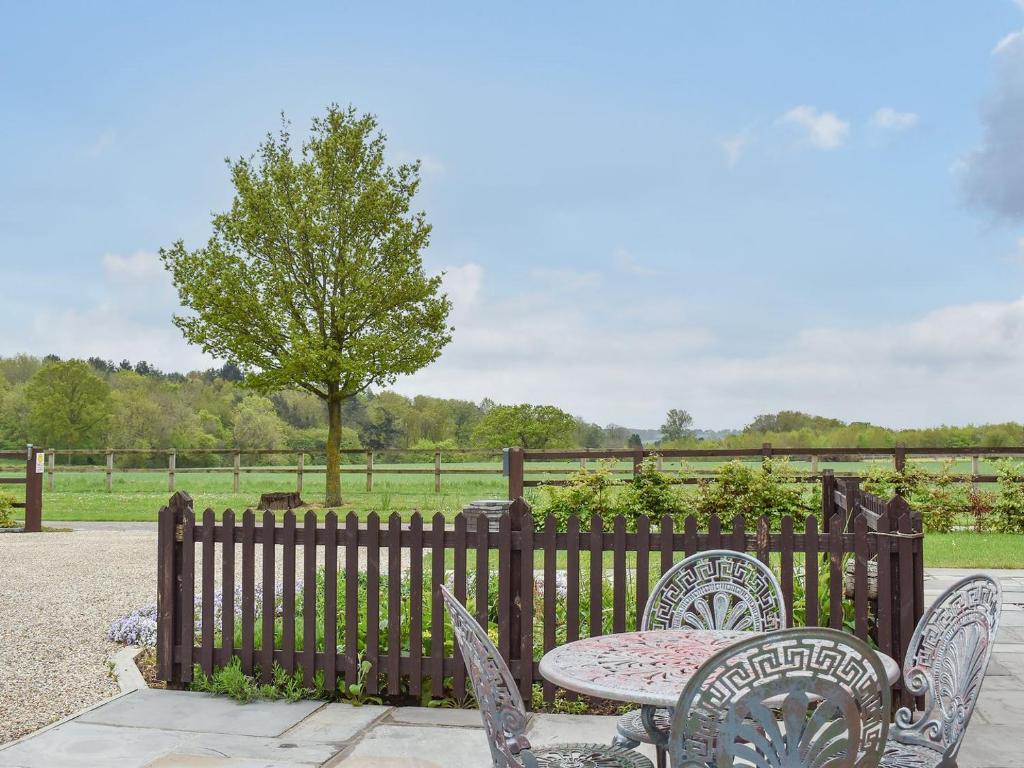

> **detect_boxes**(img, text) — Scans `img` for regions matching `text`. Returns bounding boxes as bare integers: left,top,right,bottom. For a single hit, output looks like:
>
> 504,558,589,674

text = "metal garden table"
538,628,902,709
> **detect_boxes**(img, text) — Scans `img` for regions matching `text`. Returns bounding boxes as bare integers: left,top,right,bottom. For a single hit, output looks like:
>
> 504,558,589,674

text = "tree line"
4,356,1023,459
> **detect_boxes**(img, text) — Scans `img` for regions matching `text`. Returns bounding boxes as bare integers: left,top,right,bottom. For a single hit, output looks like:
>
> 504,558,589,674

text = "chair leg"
656,745,666,768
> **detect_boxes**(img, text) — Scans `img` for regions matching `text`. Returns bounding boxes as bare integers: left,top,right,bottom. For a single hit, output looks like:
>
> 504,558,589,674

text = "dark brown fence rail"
156,483,924,710
0,445,43,531
505,443,1023,497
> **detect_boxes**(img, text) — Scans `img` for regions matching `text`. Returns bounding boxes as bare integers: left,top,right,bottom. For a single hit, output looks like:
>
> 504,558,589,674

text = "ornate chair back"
643,549,785,632
892,574,1002,765
669,628,891,768
440,585,533,768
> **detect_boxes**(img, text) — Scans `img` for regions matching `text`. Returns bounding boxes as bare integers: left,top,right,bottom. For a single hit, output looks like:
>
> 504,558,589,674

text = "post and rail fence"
33,442,1024,498
503,443,1024,498
0,444,43,532
155,477,924,711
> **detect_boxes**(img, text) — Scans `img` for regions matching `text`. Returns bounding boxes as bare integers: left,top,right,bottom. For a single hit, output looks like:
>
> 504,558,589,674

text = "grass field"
2,458,1020,568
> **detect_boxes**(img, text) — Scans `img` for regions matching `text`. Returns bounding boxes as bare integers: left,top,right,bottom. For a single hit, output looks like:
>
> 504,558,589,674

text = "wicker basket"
843,558,879,599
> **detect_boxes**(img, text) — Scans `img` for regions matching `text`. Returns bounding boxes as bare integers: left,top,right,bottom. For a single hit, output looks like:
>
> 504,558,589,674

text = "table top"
538,629,901,708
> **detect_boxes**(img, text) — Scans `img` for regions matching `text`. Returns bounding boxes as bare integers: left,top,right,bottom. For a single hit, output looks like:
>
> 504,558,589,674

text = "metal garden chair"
440,585,653,768
881,574,1002,768
668,627,892,768
613,550,786,767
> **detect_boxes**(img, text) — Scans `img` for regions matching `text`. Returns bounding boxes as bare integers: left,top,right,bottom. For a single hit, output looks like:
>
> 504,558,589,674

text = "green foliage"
189,657,328,703
861,460,929,498
161,105,452,505
536,464,619,529
993,459,1024,533
341,655,383,706
617,458,684,524
531,683,587,714
26,360,111,447
660,408,694,442
0,492,19,528
790,556,858,636
915,460,965,533
472,404,576,449
232,395,288,452
692,459,813,530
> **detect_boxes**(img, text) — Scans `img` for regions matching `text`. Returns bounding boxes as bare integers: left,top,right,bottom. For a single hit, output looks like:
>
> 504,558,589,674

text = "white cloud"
719,132,752,167
780,106,849,149
87,129,115,157
4,252,213,372
1014,237,1024,263
612,249,658,277
994,29,1023,54
962,28,1024,220
396,264,1024,428
871,107,919,132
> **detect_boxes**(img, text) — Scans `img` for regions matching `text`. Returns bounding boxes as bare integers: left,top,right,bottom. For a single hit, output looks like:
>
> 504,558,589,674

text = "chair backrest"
892,574,1002,764
669,628,891,768
440,585,533,768
643,549,786,632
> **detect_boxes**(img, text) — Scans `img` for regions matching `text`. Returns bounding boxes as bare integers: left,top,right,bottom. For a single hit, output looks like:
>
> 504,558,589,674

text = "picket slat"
409,513,423,697
365,513,380,695
221,510,235,668
240,510,255,675
453,514,467,699
281,511,296,674
388,513,402,696
430,512,445,698
201,509,215,675
323,512,337,692
543,514,556,703
805,515,819,628
566,516,580,644
344,512,359,689
303,510,317,686
260,510,274,683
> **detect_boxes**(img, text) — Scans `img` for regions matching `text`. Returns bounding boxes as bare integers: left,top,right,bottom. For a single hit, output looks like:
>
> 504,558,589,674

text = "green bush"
993,460,1024,534
915,460,966,533
861,460,929,499
0,492,18,528
692,459,813,530
535,463,620,530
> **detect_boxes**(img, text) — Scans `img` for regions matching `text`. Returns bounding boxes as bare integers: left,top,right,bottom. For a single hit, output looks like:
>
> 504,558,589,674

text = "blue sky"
2,1,1024,429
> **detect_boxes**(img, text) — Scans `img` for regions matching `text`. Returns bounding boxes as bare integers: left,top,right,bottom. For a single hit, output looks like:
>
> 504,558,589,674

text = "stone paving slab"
329,724,490,767
76,689,324,737
280,705,392,746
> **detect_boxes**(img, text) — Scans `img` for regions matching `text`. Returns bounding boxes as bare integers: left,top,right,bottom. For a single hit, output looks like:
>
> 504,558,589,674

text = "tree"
232,395,287,451
26,360,111,447
472,404,576,449
627,433,643,449
161,106,452,505
660,408,695,442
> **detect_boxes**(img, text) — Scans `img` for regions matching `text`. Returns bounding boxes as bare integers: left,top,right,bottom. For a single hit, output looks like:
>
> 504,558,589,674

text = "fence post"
894,442,906,474
843,477,861,531
810,454,819,474
632,448,643,478
365,449,374,492
508,496,529,674
821,469,836,522
506,447,524,499
105,449,114,492
24,445,42,532
232,451,241,493
434,450,441,493
296,452,304,495
47,448,55,491
158,490,192,688
168,450,176,493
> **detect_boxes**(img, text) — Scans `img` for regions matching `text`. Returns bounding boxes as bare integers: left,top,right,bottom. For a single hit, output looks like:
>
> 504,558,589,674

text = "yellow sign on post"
35,451,45,474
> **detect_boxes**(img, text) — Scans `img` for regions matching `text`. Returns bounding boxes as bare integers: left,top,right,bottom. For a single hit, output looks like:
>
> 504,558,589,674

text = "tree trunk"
326,394,343,507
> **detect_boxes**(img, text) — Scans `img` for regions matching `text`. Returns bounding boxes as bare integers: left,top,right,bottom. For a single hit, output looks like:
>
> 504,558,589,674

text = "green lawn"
3,460,1020,568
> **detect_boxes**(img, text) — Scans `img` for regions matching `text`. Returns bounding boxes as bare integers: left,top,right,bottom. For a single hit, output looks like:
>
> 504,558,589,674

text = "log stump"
259,491,305,510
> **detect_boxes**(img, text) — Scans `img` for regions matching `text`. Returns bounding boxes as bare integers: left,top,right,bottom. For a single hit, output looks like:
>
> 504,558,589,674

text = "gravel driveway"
0,529,157,744
0,523,406,745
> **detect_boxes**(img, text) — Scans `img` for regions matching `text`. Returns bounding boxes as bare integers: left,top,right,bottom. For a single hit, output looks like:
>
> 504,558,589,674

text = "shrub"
692,458,812,530
915,460,966,533
535,463,619,529
0,491,19,528
617,457,685,527
993,459,1024,534
861,460,929,499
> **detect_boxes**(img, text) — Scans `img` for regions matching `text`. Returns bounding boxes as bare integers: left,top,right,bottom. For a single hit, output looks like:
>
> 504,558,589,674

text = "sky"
2,2,1024,430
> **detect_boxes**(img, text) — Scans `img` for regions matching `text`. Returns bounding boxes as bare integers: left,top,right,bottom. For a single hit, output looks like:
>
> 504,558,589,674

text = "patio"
0,569,1021,767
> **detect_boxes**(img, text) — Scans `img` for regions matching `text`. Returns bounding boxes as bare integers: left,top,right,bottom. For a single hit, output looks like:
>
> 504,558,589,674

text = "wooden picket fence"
156,480,924,709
